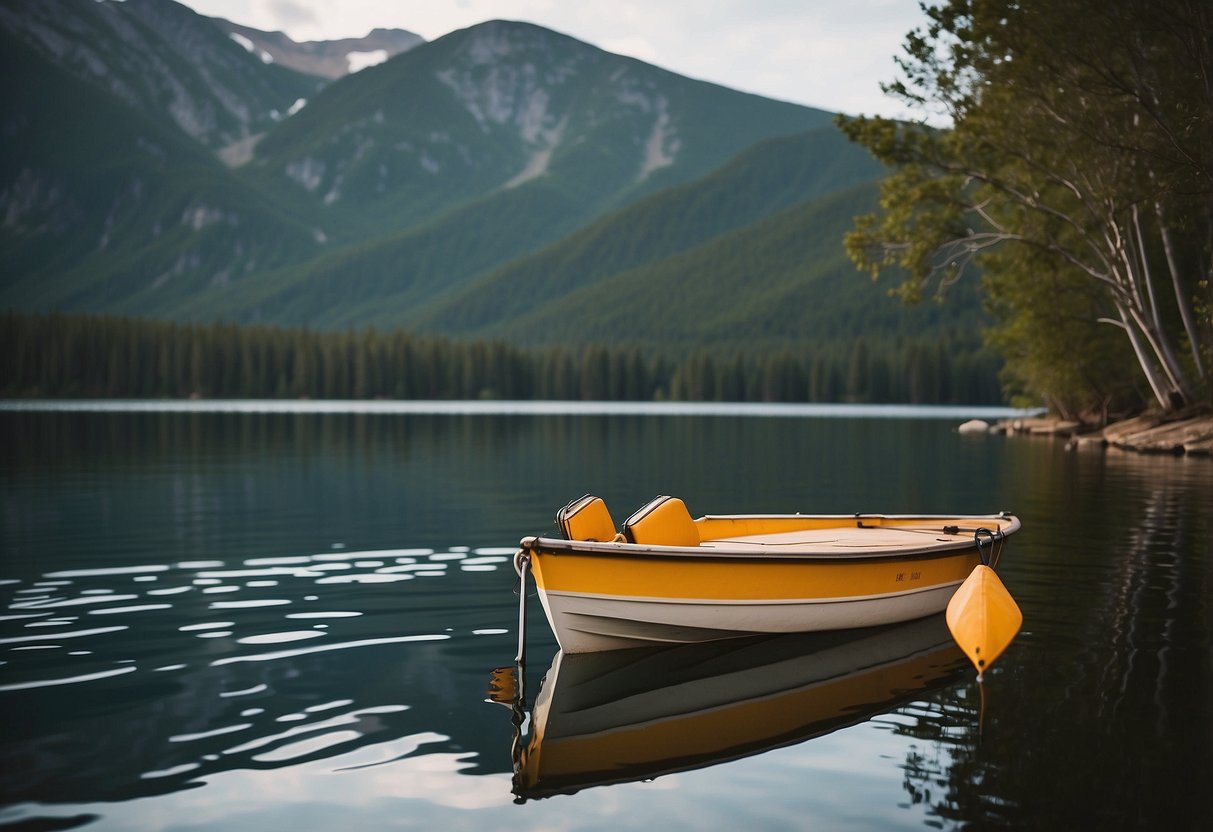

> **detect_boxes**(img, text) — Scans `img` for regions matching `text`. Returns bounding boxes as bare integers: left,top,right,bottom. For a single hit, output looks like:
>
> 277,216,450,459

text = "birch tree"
840,0,1212,414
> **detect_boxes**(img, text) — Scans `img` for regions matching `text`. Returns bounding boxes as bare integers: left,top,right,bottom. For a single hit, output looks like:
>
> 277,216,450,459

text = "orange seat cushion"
624,496,699,546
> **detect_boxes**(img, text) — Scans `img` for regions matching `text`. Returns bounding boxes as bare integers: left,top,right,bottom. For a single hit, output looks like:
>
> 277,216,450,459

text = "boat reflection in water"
498,614,967,802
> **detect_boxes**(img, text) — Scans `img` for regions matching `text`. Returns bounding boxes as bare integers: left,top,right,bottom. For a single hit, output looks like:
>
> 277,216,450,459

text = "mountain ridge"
0,0,321,148
210,20,424,80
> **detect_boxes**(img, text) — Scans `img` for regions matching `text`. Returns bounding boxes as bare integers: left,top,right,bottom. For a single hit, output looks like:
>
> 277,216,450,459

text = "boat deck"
699,524,970,554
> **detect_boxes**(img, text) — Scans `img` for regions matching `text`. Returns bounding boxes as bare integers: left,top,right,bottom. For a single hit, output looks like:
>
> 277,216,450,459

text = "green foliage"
1,311,1004,405
983,248,1141,419
839,0,1213,415
415,127,886,338
460,182,993,359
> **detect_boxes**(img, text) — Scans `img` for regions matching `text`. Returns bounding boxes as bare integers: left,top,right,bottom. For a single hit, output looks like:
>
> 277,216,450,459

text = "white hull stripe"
542,580,964,607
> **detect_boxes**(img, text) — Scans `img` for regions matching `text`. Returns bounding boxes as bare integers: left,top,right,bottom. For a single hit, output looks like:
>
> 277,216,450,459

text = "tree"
840,0,1213,414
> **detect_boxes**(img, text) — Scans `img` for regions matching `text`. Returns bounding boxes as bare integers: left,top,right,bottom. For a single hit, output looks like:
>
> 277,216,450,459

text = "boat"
498,615,967,801
513,494,1020,654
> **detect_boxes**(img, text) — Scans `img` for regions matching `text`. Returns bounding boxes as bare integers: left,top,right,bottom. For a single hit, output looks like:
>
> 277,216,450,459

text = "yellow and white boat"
515,495,1020,654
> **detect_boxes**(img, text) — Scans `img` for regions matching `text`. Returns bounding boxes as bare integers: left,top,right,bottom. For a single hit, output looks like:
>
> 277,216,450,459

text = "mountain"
242,19,836,240
0,24,322,316
0,0,975,363
134,19,837,329
0,0,321,150
211,21,423,80
1,4,845,328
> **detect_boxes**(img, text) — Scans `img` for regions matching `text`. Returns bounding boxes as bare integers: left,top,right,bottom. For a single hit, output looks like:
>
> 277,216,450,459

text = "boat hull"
521,513,1018,653
537,578,970,652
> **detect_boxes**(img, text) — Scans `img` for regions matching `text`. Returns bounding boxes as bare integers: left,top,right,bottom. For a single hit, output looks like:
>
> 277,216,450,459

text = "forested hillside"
416,127,886,341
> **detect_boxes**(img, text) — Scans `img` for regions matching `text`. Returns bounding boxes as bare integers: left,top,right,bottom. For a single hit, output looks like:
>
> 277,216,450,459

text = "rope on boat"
513,547,531,665
853,522,1007,567
507,544,533,801
855,523,998,538
973,527,1006,567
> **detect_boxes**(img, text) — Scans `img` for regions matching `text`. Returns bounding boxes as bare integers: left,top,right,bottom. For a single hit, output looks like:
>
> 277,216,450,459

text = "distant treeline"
1,311,1004,404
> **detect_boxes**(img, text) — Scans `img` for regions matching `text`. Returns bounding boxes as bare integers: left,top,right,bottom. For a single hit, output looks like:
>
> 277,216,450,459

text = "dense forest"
1,311,1004,404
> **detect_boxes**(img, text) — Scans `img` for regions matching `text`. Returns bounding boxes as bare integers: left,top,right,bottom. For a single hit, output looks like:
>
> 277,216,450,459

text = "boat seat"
623,496,700,547
556,495,619,542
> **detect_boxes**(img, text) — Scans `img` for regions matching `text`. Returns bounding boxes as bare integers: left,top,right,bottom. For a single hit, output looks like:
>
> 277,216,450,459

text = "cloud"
264,0,319,30
597,35,660,64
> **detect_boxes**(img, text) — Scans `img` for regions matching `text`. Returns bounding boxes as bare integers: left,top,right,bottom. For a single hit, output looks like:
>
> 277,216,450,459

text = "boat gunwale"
520,513,1020,563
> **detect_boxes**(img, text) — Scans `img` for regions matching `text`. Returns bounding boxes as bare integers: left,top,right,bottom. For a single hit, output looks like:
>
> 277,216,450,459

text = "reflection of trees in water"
3,411,988,548
895,450,1213,828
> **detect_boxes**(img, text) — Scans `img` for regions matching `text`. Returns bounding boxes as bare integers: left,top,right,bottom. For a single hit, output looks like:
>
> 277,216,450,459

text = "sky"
177,0,932,119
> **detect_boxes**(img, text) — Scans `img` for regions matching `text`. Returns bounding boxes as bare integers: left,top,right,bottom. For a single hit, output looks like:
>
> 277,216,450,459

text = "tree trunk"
1114,303,1174,410
1155,203,1205,379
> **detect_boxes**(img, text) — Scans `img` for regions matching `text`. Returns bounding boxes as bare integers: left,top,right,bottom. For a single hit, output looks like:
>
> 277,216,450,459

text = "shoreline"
0,398,1038,420
990,410,1213,457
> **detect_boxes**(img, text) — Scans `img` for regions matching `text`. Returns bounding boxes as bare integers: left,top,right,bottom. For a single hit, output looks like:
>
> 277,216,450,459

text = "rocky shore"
962,410,1213,456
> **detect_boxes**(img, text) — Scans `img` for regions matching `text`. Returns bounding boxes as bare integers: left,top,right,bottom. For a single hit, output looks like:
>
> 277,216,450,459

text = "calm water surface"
1,404,1209,830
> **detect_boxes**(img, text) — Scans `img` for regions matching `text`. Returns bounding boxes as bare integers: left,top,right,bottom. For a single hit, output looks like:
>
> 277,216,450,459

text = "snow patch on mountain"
229,32,254,53
436,23,584,147
286,158,326,192
347,50,388,73
639,101,679,180
228,31,272,64
504,117,568,188
181,204,235,231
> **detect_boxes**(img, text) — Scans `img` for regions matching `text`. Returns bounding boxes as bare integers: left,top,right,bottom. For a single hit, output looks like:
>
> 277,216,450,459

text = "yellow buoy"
946,564,1022,679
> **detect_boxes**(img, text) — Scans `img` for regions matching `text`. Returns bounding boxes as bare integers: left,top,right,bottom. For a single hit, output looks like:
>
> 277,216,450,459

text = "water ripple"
0,665,137,692
12,594,139,610
43,565,170,578
314,574,411,584
0,530,512,811
169,724,253,743
208,599,292,610
1,626,128,644
221,704,410,757
90,604,174,615
252,730,363,763
237,631,326,645
141,762,201,780
211,634,449,666
179,622,236,632
220,684,269,698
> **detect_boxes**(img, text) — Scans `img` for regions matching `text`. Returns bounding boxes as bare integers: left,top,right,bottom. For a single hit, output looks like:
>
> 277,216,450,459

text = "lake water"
1,402,1210,831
